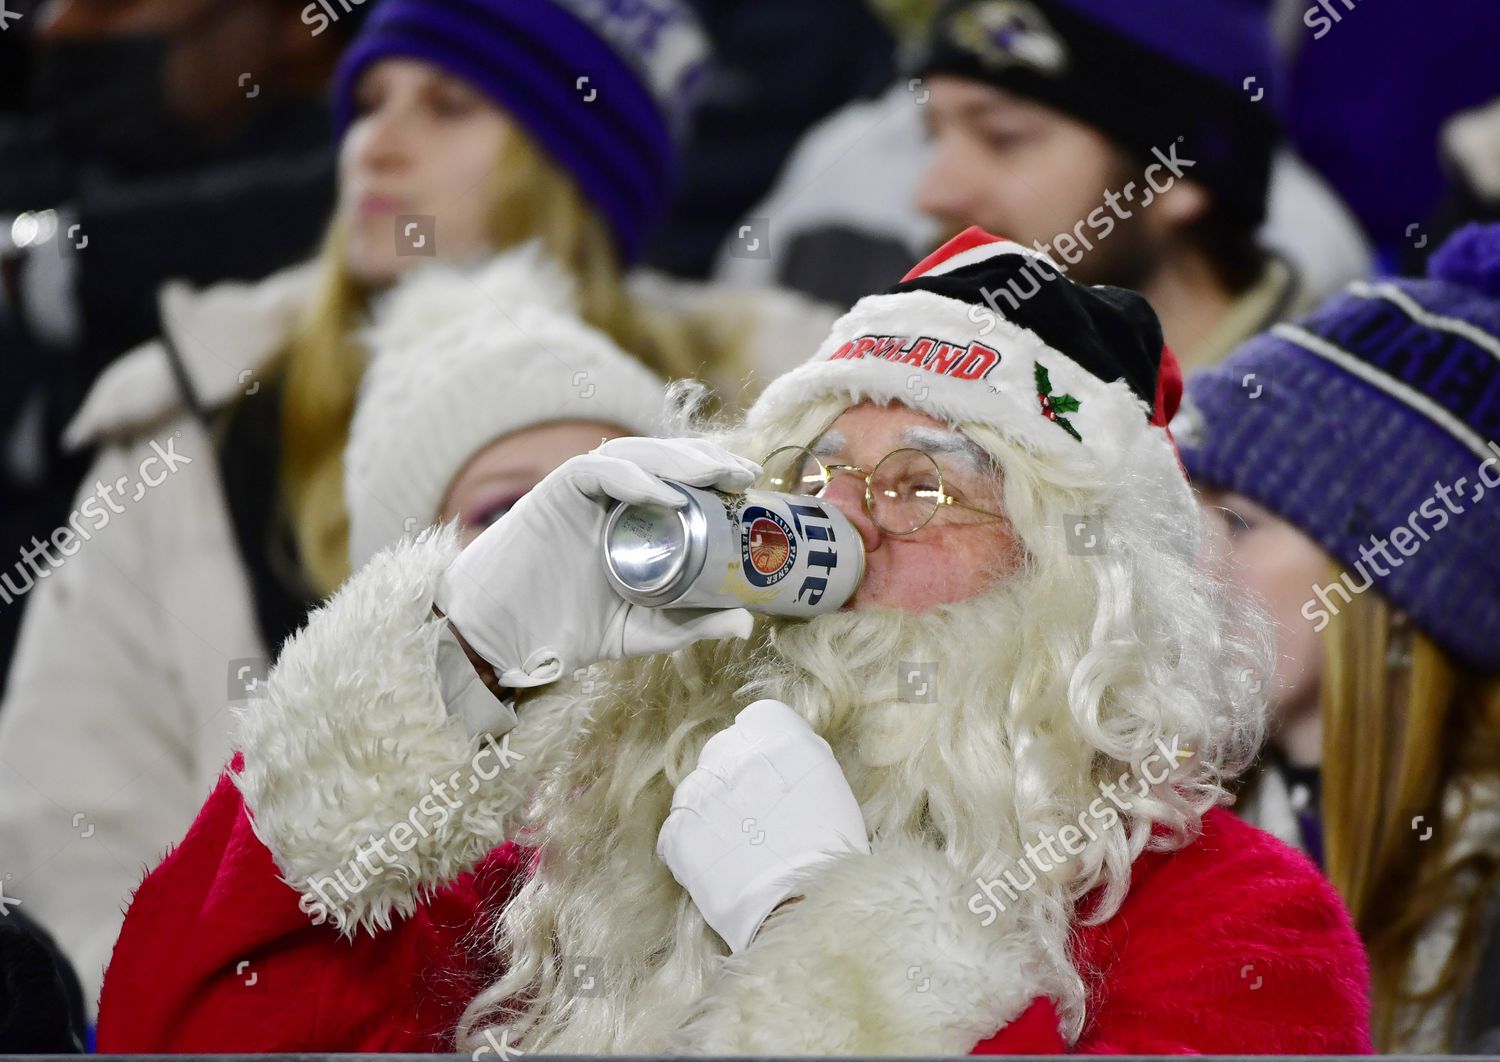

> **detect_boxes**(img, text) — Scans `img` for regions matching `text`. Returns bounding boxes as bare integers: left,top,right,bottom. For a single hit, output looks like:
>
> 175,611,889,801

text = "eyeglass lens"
760,446,947,535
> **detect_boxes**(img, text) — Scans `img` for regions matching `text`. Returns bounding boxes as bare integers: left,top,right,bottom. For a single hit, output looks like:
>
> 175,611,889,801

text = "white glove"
433,437,761,689
657,699,870,953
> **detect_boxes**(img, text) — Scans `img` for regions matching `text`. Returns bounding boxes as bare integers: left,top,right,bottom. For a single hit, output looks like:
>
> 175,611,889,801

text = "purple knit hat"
1176,224,1500,673
331,0,710,263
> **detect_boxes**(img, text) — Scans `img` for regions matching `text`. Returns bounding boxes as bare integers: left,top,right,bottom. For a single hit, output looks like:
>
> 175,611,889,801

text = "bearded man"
97,229,1372,1054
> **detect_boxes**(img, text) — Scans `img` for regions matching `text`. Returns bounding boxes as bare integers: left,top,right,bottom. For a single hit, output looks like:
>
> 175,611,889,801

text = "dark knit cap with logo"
1175,224,1500,673
331,0,710,263
919,0,1281,229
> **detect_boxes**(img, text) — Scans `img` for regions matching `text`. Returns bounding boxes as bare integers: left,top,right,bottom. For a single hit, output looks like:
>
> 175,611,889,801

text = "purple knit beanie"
1176,224,1500,673
331,0,711,263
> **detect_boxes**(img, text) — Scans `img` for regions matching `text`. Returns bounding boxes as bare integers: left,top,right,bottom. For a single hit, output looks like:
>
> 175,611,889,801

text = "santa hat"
744,226,1185,501
346,242,669,569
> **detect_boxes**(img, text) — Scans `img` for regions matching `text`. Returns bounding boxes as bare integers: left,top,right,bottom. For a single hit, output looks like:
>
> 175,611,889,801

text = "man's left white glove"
657,699,869,953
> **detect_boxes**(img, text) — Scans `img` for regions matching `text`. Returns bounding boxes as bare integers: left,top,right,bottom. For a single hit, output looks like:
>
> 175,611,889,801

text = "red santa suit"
98,749,1371,1053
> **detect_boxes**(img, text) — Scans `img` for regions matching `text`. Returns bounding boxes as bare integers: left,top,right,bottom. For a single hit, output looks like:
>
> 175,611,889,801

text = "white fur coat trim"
231,526,584,936
669,835,1074,1055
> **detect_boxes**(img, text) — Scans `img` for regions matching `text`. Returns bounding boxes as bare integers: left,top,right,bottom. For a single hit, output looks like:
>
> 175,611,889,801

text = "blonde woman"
1178,223,1500,1051
0,0,835,1015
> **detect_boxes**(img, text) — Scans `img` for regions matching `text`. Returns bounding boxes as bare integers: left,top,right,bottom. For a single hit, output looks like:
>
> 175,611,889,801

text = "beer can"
602,482,864,615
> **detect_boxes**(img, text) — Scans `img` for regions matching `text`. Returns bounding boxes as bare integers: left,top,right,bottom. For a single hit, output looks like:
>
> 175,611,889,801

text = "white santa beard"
750,586,1041,864
458,568,1105,1055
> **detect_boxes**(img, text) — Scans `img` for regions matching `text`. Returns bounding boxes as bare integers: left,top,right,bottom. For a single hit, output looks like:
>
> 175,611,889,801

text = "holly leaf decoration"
1033,360,1084,441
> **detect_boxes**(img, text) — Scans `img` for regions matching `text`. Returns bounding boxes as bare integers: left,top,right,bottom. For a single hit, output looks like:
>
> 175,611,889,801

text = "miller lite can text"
602,482,864,615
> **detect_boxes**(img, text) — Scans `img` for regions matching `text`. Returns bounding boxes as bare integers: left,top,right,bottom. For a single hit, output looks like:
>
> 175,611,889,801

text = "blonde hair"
277,122,734,596
1317,571,1500,1050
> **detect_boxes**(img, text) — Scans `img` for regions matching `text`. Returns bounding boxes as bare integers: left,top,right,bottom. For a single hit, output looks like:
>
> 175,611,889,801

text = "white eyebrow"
901,427,988,469
809,429,847,458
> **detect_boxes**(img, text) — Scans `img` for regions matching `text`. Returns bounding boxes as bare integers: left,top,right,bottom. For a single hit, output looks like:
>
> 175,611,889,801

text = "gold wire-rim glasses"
758,445,1006,535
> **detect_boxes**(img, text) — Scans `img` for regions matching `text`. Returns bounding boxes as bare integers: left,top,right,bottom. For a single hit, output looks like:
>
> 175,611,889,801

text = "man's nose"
914,140,973,228
818,475,882,553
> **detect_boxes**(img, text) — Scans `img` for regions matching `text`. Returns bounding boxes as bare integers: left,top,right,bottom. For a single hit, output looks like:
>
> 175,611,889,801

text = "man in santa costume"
97,228,1372,1054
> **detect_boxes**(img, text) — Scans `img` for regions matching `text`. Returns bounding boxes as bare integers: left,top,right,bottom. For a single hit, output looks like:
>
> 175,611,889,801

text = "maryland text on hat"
829,334,1002,382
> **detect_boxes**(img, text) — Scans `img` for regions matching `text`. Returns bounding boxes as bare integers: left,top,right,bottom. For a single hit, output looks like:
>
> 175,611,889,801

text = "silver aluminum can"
602,482,864,615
